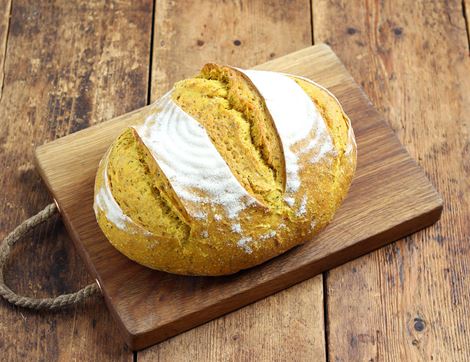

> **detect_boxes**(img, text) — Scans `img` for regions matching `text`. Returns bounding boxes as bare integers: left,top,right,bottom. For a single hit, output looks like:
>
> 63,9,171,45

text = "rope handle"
0,203,101,310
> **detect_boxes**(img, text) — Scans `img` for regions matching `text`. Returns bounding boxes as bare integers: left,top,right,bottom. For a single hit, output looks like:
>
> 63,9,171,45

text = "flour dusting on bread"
135,93,261,220
94,155,135,232
238,69,335,204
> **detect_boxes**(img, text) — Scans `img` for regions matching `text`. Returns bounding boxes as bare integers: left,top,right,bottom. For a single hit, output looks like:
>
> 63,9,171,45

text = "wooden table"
0,1,468,360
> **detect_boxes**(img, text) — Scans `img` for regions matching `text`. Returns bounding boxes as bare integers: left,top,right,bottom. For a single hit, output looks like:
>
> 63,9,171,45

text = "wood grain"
34,44,442,350
151,0,312,99
313,0,470,360
0,1,153,360
144,0,324,360
147,280,325,361
1,2,465,360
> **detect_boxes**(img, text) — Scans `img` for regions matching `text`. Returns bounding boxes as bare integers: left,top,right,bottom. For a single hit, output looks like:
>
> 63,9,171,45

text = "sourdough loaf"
93,64,357,275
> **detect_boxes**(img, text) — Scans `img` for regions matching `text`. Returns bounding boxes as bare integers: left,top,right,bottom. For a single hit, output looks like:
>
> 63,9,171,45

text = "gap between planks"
309,1,331,360
463,0,470,50
0,0,12,100
146,0,156,106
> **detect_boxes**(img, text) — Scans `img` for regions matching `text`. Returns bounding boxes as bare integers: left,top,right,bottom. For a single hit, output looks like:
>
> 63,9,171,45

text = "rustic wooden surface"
34,43,442,350
0,1,468,361
314,0,470,361
0,1,153,360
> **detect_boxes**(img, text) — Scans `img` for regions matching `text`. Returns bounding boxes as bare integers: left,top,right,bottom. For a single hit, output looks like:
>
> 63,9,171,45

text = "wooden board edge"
35,149,134,347
255,43,331,68
34,150,133,342
34,147,99,282
124,202,443,350
34,104,154,156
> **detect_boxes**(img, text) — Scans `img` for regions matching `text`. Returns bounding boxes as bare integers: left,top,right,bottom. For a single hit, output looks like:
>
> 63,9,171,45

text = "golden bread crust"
94,64,356,275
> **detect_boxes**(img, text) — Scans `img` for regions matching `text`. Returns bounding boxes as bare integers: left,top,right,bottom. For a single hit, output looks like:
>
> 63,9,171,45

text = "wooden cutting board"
34,44,442,350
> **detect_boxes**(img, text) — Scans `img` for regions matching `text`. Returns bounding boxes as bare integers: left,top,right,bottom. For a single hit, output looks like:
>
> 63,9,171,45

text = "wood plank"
313,0,470,360
34,44,442,350
151,0,313,99
0,1,153,360
144,1,322,359
147,280,325,361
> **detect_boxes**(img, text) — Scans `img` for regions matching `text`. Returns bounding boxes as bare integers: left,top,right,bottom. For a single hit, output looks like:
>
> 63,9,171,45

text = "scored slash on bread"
93,63,357,276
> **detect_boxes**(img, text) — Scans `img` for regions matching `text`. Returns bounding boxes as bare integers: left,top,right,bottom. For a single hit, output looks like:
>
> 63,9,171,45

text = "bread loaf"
93,64,357,276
